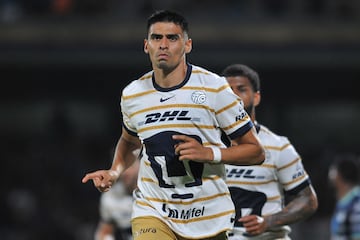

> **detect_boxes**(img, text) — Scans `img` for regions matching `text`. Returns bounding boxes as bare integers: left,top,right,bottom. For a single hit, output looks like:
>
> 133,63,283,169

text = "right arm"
82,127,141,192
240,185,318,236
173,126,264,165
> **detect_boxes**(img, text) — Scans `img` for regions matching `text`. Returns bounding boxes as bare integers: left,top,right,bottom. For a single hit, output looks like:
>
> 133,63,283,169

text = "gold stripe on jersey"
166,210,234,224
203,175,222,181
141,176,224,188
278,157,301,171
141,177,158,184
139,73,152,80
145,192,230,205
122,89,157,100
267,195,281,201
282,173,308,186
264,143,291,151
222,116,251,131
129,103,215,118
259,163,276,169
203,142,223,147
136,199,154,208
140,175,223,185
217,84,231,92
216,100,239,115
226,179,277,185
138,123,216,133
123,84,231,100
180,85,229,93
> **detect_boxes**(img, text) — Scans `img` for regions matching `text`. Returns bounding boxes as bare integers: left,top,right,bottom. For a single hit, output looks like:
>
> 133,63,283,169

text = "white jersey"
121,64,253,238
99,182,133,240
226,124,311,239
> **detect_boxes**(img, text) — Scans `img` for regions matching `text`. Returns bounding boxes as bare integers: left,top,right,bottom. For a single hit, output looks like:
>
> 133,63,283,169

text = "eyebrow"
150,33,181,39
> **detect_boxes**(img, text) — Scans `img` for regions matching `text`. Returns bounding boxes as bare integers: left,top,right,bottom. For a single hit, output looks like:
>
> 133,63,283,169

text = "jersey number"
143,131,204,188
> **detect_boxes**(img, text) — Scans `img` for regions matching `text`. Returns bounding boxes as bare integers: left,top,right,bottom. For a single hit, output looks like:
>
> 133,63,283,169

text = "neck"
153,61,187,88
337,183,355,200
250,111,256,123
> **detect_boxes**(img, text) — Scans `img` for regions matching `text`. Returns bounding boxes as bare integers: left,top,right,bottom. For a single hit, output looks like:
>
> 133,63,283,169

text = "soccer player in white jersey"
222,64,318,239
95,159,139,240
82,10,265,240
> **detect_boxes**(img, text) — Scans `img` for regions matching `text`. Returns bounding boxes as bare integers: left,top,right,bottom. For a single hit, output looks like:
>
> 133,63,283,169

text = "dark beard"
244,104,253,116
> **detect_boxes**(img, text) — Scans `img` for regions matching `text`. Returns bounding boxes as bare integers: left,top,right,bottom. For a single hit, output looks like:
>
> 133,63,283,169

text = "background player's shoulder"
259,124,291,146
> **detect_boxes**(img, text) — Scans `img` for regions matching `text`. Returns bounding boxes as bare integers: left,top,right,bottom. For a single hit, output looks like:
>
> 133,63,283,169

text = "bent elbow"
302,191,319,219
308,186,319,214
252,145,266,165
309,195,319,214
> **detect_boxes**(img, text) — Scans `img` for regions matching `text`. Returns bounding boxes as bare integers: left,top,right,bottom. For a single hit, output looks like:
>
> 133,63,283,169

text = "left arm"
240,185,318,236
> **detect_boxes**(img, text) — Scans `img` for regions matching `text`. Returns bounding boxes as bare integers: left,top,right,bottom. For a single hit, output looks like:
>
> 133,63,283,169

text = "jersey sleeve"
276,137,310,192
213,77,253,139
120,94,138,136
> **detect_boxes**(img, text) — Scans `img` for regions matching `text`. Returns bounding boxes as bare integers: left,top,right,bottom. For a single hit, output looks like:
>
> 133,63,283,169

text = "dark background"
1,1,359,239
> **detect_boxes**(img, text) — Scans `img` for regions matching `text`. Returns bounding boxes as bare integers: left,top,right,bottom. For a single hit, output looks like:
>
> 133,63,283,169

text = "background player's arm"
95,221,115,240
240,185,318,236
82,127,141,192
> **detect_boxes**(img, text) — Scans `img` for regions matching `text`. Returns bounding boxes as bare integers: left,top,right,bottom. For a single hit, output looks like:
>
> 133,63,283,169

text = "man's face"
144,22,192,71
226,76,259,114
328,166,339,188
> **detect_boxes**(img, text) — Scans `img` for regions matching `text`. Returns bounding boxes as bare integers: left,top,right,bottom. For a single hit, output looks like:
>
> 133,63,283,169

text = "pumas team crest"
191,91,206,104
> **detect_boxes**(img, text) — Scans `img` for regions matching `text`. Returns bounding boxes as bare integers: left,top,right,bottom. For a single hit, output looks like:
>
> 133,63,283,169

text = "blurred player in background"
328,153,360,239
95,158,139,240
82,10,265,240
222,64,318,239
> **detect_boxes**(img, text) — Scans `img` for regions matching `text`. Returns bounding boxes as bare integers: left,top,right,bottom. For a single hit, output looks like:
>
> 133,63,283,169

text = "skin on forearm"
111,129,141,176
223,127,265,165
221,143,265,166
264,186,318,229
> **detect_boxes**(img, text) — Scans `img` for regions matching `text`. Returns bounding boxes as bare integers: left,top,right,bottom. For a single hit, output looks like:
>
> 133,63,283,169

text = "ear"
144,39,149,54
185,38,192,54
254,91,261,107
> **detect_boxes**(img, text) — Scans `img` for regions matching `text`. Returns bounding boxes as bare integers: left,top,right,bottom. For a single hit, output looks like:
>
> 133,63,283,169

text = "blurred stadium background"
1,0,359,239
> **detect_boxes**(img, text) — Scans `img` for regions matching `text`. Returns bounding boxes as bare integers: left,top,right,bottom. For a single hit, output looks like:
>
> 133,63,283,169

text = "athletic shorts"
132,216,228,240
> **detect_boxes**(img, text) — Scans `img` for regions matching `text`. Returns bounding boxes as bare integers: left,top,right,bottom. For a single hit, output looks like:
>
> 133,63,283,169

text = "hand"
82,169,120,192
239,214,267,236
172,135,212,162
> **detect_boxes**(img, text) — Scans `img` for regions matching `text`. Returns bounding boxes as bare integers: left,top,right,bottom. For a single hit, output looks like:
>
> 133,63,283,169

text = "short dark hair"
146,10,189,35
332,153,360,185
222,64,260,92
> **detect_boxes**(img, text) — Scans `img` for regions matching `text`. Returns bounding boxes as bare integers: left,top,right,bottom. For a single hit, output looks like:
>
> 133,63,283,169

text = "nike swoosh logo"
160,96,175,102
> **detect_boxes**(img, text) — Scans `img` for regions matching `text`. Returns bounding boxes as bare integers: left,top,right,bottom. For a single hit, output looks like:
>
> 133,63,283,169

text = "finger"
243,219,258,227
174,142,190,155
172,135,192,142
256,216,264,223
93,177,102,188
239,215,254,222
98,180,113,192
82,175,89,183
82,173,99,183
242,218,259,227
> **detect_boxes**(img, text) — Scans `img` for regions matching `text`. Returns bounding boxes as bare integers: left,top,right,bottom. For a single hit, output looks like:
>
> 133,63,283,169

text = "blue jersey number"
143,131,204,188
